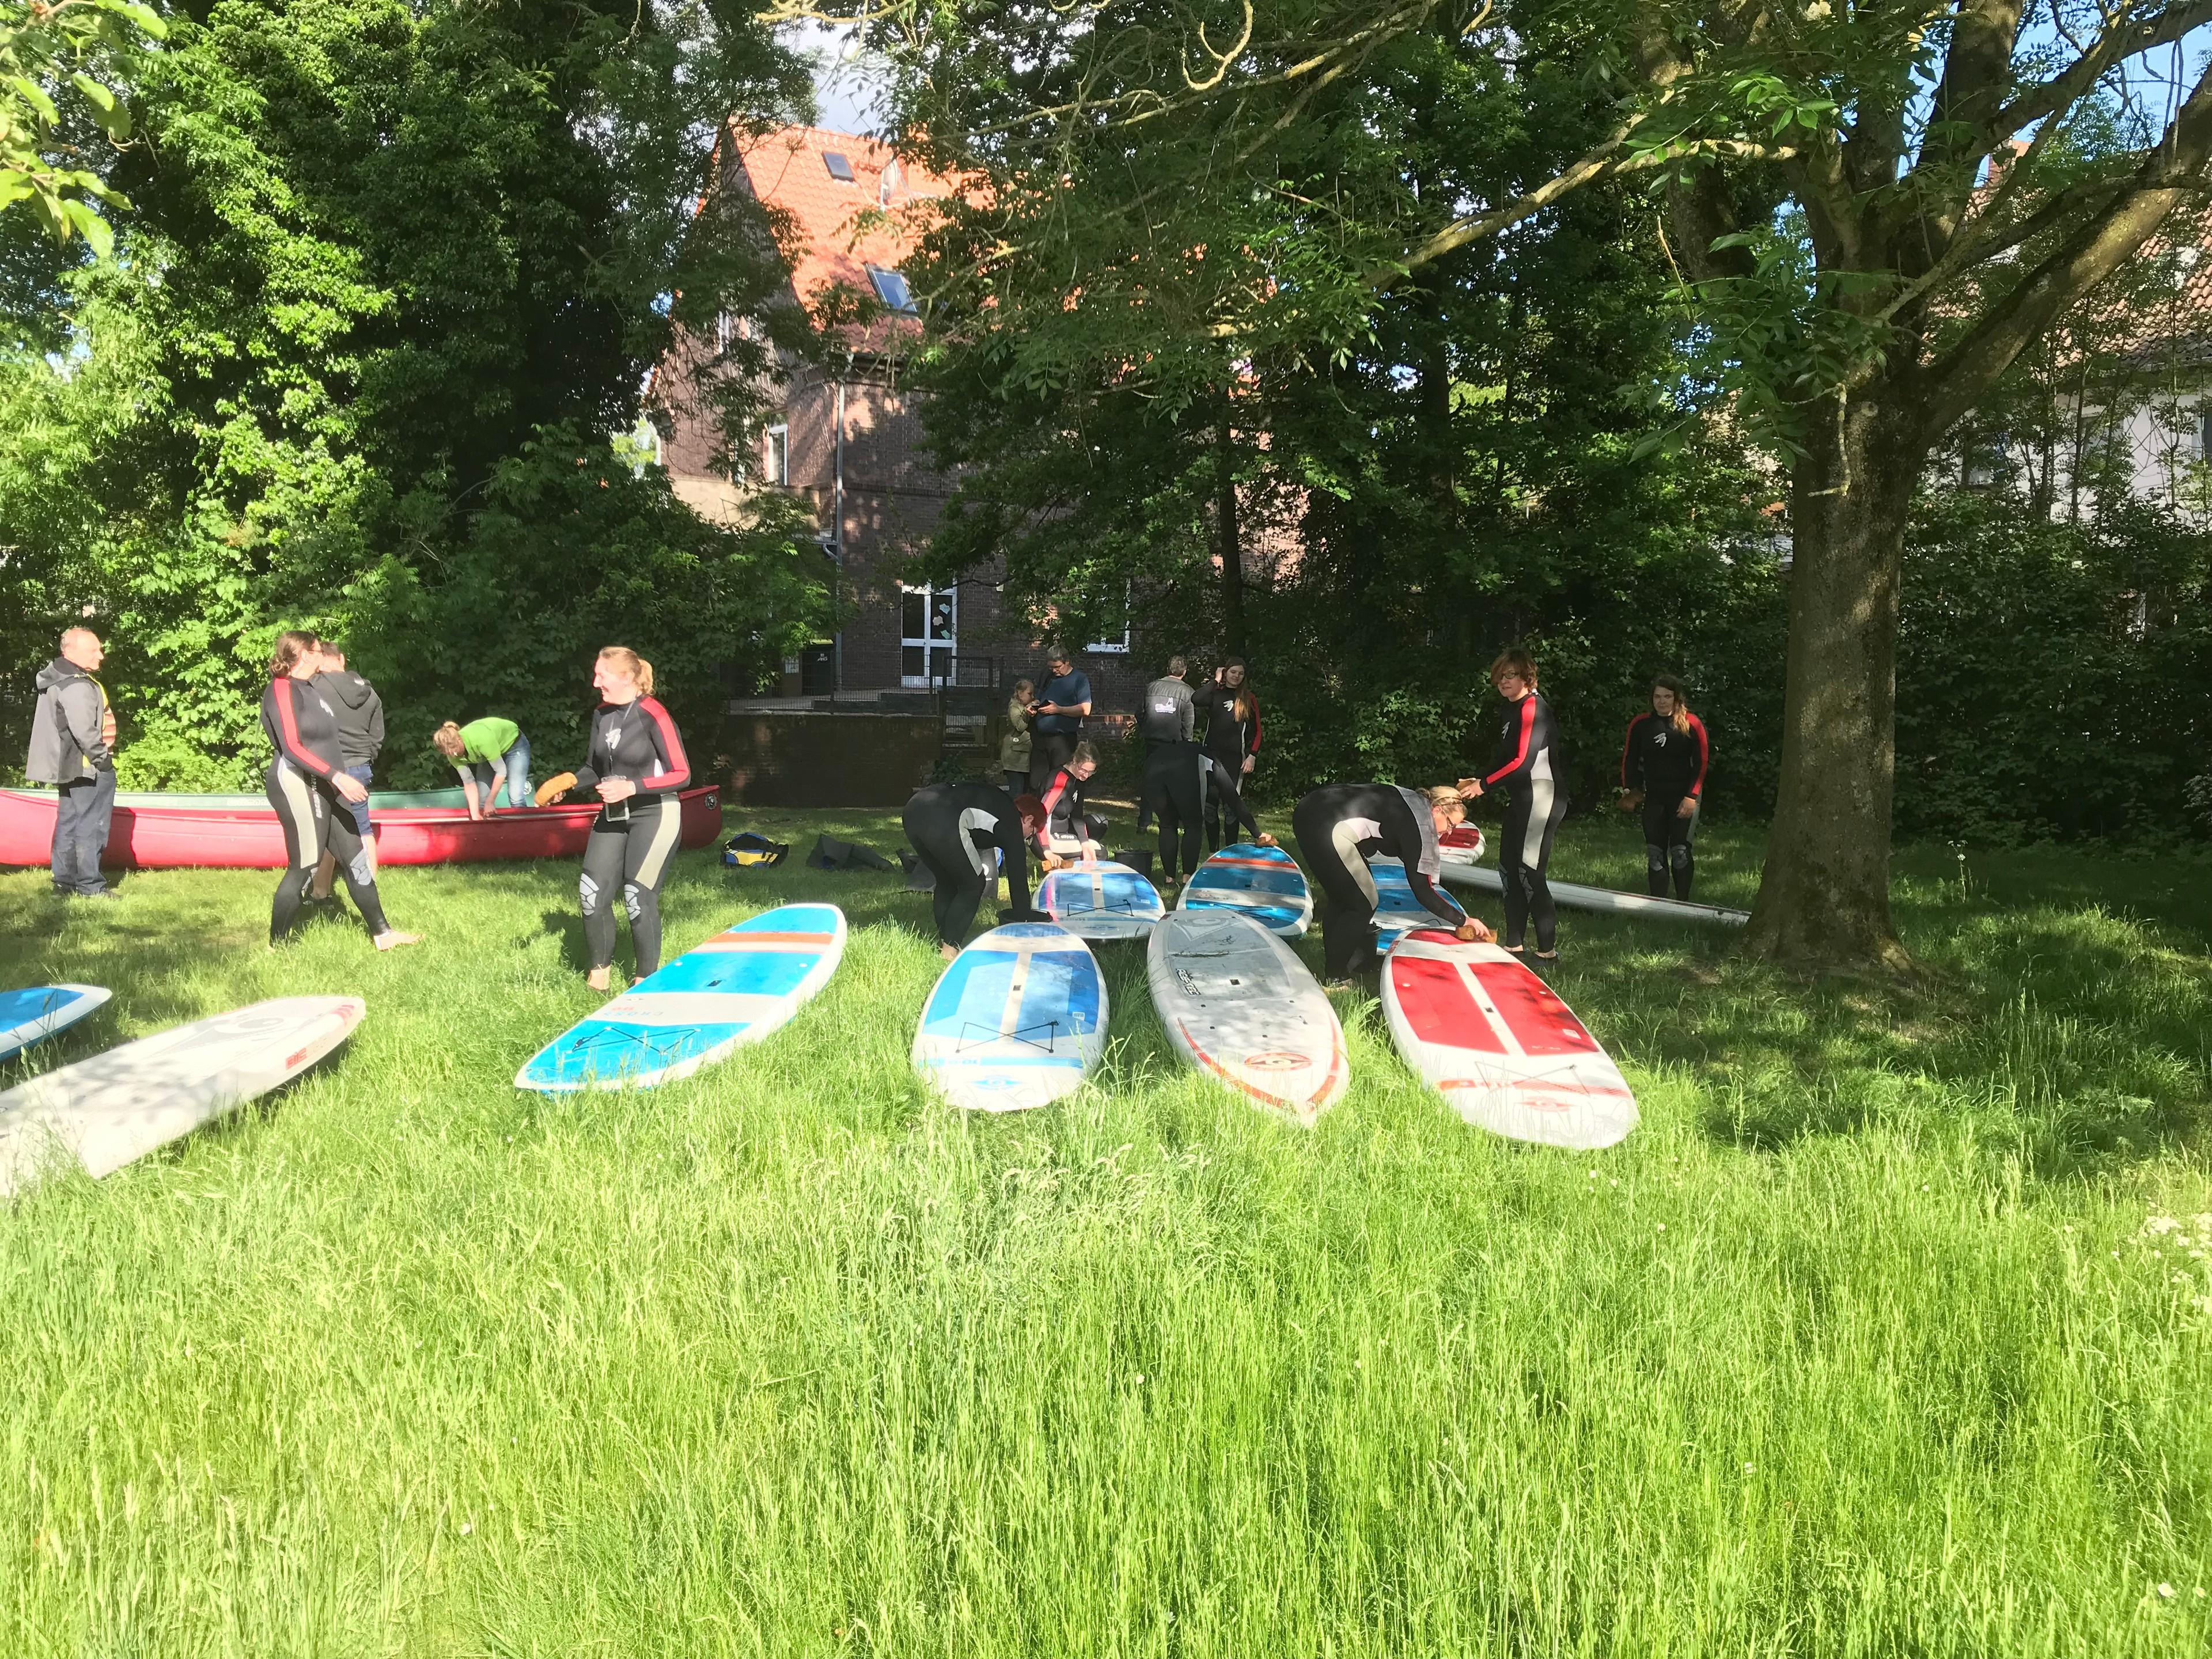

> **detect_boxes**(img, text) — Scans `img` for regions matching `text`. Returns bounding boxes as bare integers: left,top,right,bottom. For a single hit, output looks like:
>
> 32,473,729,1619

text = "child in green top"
433,717,533,819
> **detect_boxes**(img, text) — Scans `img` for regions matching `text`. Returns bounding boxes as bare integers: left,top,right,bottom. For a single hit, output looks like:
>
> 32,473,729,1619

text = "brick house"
653,124,1147,750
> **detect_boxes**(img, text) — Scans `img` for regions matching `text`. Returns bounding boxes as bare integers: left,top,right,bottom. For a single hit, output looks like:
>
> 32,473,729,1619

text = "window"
1963,433,2009,488
1085,583,1132,653
2199,407,2212,463
764,424,788,486
823,151,855,183
900,584,957,686
866,266,916,313
714,312,733,354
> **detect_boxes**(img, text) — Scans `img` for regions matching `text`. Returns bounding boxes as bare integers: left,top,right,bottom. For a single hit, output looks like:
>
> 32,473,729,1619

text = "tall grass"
1,816,2208,1655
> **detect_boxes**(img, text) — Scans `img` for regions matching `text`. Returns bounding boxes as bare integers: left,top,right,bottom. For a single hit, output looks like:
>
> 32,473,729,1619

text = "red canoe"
0,787,723,870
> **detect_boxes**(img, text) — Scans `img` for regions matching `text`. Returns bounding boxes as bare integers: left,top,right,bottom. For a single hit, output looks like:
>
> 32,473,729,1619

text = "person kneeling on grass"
433,716,532,819
1291,782,1490,986
904,780,1046,961
1036,742,1109,870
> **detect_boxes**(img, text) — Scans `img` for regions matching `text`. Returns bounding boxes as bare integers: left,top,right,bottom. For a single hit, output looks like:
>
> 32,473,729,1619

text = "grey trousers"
52,770,116,894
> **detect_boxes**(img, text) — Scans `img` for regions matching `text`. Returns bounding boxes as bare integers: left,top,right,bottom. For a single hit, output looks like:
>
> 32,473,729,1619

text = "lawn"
2,809,2210,1656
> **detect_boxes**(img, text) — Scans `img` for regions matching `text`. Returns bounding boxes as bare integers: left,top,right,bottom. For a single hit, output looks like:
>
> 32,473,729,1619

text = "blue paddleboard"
0,984,111,1064
912,922,1107,1112
1038,860,1164,940
1368,858,1440,950
516,904,846,1093
1178,843,1312,937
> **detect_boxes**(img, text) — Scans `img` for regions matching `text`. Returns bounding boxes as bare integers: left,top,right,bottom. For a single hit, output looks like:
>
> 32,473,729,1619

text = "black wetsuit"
1482,691,1566,954
571,695,690,977
1200,754,1260,841
1037,765,1106,858
1291,783,1467,980
1200,680,1261,850
1138,675,1204,882
261,675,391,943
903,782,1039,946
1620,710,1709,899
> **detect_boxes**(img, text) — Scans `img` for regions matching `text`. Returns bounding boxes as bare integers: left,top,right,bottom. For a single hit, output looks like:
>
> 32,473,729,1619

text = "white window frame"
866,265,918,315
764,423,789,486
900,583,958,687
1084,582,1132,653
715,312,732,354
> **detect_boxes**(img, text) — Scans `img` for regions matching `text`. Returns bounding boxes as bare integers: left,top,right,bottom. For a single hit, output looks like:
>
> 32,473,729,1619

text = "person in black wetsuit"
261,630,420,950
1036,742,1108,866
903,781,1044,960
1200,658,1262,851
1460,648,1566,965
562,646,691,990
1199,753,1270,848
1618,674,1710,899
1291,783,1490,983
1138,656,1275,888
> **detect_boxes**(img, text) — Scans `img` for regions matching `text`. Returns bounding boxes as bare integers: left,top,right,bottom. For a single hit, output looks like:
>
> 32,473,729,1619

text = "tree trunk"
1216,399,1246,656
1741,387,1923,975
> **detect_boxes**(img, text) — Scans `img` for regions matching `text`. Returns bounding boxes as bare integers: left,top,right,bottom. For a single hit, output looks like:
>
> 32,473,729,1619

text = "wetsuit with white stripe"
904,782,1039,946
1620,709,1709,899
261,675,391,943
1139,675,1206,882
1483,690,1567,953
571,694,691,977
1291,783,1467,980
1037,766,1106,859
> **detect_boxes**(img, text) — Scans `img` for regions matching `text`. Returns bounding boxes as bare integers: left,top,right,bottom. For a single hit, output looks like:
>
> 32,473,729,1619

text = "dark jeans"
52,769,116,895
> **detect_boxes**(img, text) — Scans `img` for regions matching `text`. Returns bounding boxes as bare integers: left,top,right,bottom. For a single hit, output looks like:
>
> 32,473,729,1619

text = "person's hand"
1241,756,1255,775
1619,789,1644,813
1255,831,1279,849
1677,796,1698,819
596,777,637,803
333,772,369,803
1456,777,1483,800
1455,918,1493,944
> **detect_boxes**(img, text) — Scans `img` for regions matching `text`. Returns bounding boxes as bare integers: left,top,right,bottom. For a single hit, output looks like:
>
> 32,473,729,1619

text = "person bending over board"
1459,648,1566,967
1291,783,1489,984
568,646,690,991
1036,743,1108,869
306,639,386,904
903,781,1044,961
262,631,421,952
433,715,533,820
1618,674,1709,900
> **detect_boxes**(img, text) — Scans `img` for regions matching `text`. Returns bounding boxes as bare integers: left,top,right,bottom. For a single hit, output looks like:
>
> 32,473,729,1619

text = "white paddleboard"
1148,908,1349,1126
516,904,846,1093
1177,843,1312,937
1382,929,1637,1149
914,922,1107,1111
1039,859,1165,940
0,984,111,1063
1441,862,1747,926
0,997,366,1197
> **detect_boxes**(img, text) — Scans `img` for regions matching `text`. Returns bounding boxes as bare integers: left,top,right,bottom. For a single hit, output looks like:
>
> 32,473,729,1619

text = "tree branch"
1991,0,2212,138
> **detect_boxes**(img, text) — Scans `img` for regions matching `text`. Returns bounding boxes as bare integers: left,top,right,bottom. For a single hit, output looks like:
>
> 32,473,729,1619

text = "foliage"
0,0,165,255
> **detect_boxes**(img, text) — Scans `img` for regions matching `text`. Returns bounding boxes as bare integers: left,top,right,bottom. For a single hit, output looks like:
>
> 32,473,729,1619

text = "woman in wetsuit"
566,646,691,990
1036,742,1109,867
903,780,1043,960
1200,658,1262,851
1460,648,1566,965
1618,674,1710,899
1291,783,1490,983
261,630,420,951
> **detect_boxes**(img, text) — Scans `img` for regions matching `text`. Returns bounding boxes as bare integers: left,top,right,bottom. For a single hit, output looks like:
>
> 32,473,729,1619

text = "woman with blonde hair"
563,646,691,990
1618,673,1710,899
1290,782,1490,984
431,715,533,820
999,677,1034,796
1460,647,1566,965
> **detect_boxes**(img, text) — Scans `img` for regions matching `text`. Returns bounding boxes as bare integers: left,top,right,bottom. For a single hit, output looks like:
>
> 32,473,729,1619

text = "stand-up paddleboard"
1439,825,1487,865
1178,843,1313,937
1149,910,1349,1126
516,904,846,1093
914,921,1107,1112
1382,929,1637,1149
0,997,365,1197
1039,859,1165,940
1367,857,1444,950
1441,862,1748,927
0,984,111,1063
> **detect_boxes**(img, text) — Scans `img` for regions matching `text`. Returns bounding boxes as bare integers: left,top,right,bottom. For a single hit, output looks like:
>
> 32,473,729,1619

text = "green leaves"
0,0,166,255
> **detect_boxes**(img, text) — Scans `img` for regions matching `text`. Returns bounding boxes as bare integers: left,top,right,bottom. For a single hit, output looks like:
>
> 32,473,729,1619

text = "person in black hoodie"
307,640,387,902
903,781,1044,959
24,627,117,899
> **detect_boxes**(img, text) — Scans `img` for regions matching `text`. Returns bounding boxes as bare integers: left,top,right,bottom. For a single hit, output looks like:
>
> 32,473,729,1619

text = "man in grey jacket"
25,627,118,898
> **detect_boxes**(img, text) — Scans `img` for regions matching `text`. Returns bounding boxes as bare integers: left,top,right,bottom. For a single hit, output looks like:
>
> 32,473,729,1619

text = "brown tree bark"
1741,385,1923,974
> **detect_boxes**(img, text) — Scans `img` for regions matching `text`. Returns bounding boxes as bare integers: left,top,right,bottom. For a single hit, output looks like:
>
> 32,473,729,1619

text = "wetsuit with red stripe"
260,675,390,942
571,695,691,976
1482,690,1567,955
1620,710,1709,899
1200,680,1261,850
1037,766,1105,857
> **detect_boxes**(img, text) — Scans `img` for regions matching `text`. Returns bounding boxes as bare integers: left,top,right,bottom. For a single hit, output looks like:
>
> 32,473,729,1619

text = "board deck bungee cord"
914,921,1107,1112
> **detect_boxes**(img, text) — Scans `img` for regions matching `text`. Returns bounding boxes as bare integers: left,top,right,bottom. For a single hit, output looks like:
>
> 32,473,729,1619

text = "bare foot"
940,942,959,963
586,967,612,992
373,930,422,951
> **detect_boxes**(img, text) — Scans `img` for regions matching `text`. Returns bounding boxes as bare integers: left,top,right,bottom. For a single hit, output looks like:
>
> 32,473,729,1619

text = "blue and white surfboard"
1368,858,1438,950
0,984,111,1065
913,922,1107,1112
1038,859,1164,940
1178,843,1312,937
516,904,846,1093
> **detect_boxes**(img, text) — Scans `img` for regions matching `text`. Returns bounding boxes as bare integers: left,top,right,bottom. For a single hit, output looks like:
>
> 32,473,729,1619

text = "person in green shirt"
433,717,533,819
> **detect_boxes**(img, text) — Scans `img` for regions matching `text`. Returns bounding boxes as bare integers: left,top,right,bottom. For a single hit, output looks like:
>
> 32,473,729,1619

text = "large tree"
791,0,2212,971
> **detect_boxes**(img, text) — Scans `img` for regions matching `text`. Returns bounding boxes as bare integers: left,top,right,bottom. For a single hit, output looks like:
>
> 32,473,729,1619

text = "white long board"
1441,862,1748,927
1149,908,1347,1126
0,997,365,1197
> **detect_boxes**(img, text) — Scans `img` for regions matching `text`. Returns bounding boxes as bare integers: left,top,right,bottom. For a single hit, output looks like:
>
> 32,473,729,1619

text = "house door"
901,584,956,687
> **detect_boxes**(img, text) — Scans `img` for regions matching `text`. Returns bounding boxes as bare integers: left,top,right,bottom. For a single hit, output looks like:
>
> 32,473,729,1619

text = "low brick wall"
719,712,945,808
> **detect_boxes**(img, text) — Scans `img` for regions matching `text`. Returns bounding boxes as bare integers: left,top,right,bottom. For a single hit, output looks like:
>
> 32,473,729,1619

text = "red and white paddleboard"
1381,930,1637,1149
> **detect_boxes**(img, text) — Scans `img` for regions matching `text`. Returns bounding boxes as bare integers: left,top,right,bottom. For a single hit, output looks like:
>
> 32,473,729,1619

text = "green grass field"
3,811,2210,1655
